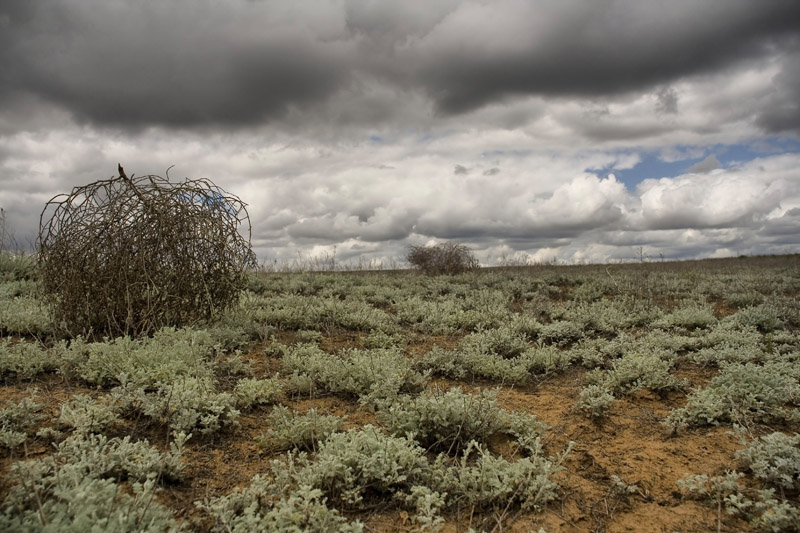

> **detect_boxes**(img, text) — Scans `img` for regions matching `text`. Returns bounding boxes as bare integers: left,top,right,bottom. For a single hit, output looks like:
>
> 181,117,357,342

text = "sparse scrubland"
1,253,799,531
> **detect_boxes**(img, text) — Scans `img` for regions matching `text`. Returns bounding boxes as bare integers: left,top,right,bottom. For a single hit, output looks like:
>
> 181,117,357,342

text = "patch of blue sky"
599,136,800,190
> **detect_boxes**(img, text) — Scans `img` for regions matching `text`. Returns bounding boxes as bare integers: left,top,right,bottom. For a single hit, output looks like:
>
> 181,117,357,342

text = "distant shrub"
407,242,479,275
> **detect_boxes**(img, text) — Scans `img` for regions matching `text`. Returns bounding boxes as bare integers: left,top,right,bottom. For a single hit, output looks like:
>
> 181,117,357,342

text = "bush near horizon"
407,242,479,275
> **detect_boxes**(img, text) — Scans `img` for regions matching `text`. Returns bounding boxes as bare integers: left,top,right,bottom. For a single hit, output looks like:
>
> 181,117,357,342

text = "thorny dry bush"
407,241,479,275
38,165,256,337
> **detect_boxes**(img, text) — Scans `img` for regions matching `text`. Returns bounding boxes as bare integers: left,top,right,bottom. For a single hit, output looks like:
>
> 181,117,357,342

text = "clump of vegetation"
0,339,58,380
665,361,800,432
736,432,800,492
257,406,343,452
57,393,123,434
199,481,362,533
679,470,800,532
37,166,257,337
0,396,44,449
0,432,188,531
407,242,479,275
59,327,218,388
654,304,717,330
233,377,283,409
1,246,798,530
585,352,685,396
415,344,530,383
379,387,546,454
264,425,568,520
446,440,569,513
575,384,616,419
281,344,428,407
115,376,240,434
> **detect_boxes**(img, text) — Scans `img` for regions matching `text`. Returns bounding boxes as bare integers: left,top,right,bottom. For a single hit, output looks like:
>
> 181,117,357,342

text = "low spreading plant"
666,361,800,432
679,471,800,532
736,432,800,492
537,320,586,346
48,432,189,482
60,327,218,388
289,425,434,509
256,406,343,452
0,295,51,337
0,432,188,531
57,393,122,435
199,480,362,533
729,304,785,333
233,376,283,409
446,440,570,512
461,327,529,359
0,396,43,449
115,376,240,434
0,339,58,380
654,304,717,330
575,384,615,419
415,345,529,384
362,329,405,349
379,387,546,454
281,344,427,407
585,352,685,396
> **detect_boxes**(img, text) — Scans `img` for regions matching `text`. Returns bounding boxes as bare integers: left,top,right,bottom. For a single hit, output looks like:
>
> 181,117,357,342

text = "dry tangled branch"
38,165,257,337
407,241,479,275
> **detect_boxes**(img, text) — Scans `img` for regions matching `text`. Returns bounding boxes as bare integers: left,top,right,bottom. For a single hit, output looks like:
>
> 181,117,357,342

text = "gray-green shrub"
379,387,546,454
257,406,343,452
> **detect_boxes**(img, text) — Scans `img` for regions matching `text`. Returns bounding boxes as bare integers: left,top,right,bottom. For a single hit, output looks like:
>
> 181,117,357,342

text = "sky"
1,0,800,266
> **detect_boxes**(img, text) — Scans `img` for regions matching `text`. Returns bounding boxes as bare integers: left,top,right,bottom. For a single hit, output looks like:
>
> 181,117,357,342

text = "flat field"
1,255,799,532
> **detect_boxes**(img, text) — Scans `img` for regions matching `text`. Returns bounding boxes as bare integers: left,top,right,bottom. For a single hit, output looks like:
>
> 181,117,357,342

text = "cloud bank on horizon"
1,0,799,265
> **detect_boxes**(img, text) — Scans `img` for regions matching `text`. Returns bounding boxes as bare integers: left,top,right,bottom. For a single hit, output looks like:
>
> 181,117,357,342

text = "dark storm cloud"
755,48,800,134
0,0,354,128
412,1,800,114
2,0,800,130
